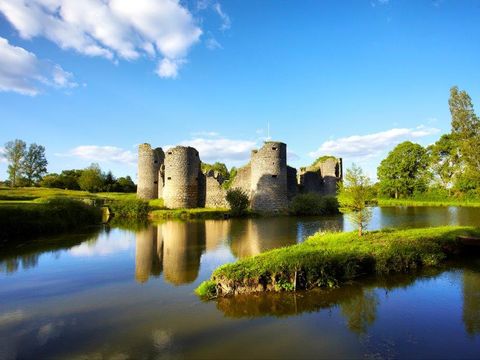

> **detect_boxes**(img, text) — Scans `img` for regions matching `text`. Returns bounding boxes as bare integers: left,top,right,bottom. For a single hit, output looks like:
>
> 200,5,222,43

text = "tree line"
377,86,480,199
1,140,136,193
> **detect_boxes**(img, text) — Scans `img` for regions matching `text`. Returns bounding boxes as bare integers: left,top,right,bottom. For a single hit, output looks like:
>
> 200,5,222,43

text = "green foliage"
201,162,230,180
222,166,238,189
338,164,374,236
449,86,480,173
4,139,26,187
377,141,429,198
289,193,339,216
226,188,250,216
0,198,102,241
199,226,480,296
21,143,48,186
427,134,460,193
109,199,149,219
150,208,230,220
307,155,337,171
78,163,104,192
195,280,217,298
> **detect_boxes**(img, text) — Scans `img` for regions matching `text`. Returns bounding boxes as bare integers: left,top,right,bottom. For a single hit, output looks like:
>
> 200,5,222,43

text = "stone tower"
250,141,288,212
163,146,201,209
137,143,164,200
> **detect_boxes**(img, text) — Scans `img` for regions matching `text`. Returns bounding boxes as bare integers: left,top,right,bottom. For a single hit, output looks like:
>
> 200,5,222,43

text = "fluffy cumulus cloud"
309,126,440,160
57,145,137,165
0,0,202,78
0,36,76,95
165,134,257,165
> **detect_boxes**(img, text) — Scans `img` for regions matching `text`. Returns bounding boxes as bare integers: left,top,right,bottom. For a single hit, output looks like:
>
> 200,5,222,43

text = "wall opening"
154,181,158,184
272,147,277,150
272,175,278,178
167,177,172,180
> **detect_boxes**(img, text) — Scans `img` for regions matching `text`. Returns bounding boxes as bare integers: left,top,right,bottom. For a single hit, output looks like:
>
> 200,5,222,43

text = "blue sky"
1,0,479,181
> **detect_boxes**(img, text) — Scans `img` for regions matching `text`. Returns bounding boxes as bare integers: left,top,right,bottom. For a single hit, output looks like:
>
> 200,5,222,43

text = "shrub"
109,199,149,219
226,188,249,216
289,193,339,216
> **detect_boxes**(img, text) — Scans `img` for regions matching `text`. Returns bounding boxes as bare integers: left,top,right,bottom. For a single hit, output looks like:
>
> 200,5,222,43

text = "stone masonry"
137,141,342,212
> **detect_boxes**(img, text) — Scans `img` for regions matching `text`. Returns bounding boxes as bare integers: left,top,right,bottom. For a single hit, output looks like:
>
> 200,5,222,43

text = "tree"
116,176,136,192
21,143,48,186
78,163,105,192
4,139,26,187
428,134,460,194
337,164,373,237
226,188,250,216
449,86,480,172
201,162,230,180
377,141,429,198
103,171,116,192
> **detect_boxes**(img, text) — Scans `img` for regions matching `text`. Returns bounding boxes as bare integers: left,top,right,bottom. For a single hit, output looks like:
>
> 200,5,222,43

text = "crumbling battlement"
137,142,342,212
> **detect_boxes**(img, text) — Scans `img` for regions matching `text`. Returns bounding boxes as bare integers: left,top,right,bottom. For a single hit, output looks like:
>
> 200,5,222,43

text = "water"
1,207,480,359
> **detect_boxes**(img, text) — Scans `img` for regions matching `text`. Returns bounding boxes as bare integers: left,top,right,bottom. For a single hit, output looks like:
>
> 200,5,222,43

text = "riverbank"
376,198,480,207
196,226,480,298
0,198,102,242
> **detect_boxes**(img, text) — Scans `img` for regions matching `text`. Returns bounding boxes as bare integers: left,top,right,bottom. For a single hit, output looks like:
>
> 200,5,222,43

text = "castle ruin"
137,141,342,212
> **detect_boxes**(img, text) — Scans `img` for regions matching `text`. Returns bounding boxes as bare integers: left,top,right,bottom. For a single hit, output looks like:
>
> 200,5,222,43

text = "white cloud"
309,126,440,160
71,234,133,257
156,58,185,79
0,147,6,163
165,136,257,164
213,2,231,31
57,145,137,165
205,36,222,50
0,0,202,78
0,36,76,95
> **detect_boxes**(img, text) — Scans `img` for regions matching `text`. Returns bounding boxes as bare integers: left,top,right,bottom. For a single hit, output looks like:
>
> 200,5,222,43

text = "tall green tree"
21,143,48,186
449,86,480,172
3,139,26,187
337,164,373,237
377,141,429,198
78,163,105,192
428,134,459,194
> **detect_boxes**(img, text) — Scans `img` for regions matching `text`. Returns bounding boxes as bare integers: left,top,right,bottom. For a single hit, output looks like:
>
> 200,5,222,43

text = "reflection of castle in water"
135,221,230,285
463,269,480,335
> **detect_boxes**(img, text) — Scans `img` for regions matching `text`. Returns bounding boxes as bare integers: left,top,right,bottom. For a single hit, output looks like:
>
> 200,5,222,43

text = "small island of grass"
196,226,480,298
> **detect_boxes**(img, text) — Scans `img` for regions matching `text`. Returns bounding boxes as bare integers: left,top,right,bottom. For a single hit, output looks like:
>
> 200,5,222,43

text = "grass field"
196,226,480,298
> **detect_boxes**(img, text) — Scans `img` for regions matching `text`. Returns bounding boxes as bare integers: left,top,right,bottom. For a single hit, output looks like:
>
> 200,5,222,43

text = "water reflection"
463,269,480,335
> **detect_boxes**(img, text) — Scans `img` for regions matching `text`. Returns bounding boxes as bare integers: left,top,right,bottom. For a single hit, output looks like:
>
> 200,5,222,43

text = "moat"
1,207,480,359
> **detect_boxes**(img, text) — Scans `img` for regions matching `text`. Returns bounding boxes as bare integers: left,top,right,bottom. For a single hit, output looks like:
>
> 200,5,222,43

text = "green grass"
0,198,102,241
196,226,480,298
377,198,480,207
150,207,230,220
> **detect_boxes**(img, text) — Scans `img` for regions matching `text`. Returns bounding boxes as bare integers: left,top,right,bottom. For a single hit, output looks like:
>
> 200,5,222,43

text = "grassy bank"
0,198,102,242
196,226,480,298
150,208,231,220
377,198,480,207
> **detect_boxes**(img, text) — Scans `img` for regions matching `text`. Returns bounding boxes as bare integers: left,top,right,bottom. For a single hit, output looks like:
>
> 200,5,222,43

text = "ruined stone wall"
299,170,323,194
163,146,201,209
137,144,163,200
250,142,288,212
230,164,251,194
319,157,342,196
204,171,229,208
287,166,298,200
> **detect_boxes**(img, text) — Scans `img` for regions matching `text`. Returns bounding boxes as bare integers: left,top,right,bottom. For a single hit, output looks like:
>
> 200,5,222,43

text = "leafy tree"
226,188,249,216
428,134,460,194
337,164,374,237
201,162,230,180
21,143,48,186
78,163,105,192
103,171,116,192
116,176,136,192
449,86,480,172
3,139,26,187
377,141,429,198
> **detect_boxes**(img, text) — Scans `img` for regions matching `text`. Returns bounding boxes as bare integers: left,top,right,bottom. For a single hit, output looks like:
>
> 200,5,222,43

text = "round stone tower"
137,144,163,200
250,141,288,212
163,146,201,209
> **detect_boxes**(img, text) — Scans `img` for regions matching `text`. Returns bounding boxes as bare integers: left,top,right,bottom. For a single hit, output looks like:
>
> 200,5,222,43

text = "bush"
109,199,149,219
289,193,339,216
226,188,249,216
